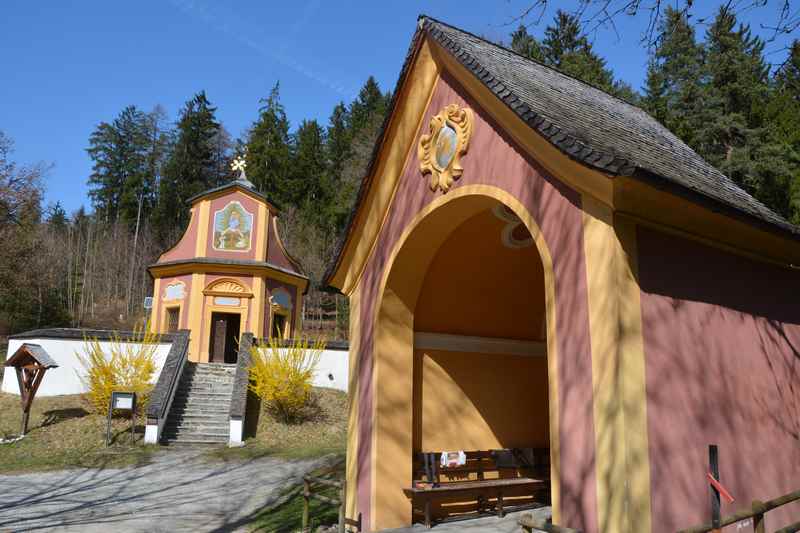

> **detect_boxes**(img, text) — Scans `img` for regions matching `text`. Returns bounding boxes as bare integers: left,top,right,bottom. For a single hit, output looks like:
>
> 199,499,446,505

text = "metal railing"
228,332,253,446
145,330,189,441
302,474,361,533
678,488,800,533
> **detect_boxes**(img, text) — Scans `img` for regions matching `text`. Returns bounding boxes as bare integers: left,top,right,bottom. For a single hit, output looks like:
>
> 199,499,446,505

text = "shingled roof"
421,17,798,235
324,15,799,287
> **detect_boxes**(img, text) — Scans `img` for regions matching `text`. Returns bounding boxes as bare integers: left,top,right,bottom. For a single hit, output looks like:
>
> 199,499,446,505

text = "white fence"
2,332,350,397
2,335,173,397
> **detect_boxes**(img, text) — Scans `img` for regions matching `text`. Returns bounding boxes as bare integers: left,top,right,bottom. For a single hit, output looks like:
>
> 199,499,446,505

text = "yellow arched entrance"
366,184,561,530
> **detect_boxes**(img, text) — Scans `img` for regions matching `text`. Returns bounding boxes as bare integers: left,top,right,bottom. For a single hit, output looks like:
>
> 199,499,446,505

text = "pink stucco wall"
639,226,800,532
352,72,597,531
267,217,296,271
159,207,199,262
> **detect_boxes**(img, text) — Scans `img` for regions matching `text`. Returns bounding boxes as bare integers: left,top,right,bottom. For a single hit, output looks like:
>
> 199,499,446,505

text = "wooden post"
338,480,346,533
302,478,310,532
710,445,721,533
752,500,766,533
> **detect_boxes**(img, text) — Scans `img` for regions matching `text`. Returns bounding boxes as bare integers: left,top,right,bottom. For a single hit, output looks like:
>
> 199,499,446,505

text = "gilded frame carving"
418,104,474,193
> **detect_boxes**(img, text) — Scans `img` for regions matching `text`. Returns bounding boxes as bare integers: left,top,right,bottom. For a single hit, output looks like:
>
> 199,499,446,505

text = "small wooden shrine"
5,343,58,435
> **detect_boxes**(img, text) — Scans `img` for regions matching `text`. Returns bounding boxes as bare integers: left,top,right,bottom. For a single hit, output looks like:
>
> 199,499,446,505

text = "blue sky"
1,1,794,213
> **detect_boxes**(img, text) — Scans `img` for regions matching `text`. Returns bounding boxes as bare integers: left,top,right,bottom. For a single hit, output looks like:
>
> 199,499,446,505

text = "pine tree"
695,7,774,204
767,41,800,222
291,120,330,226
541,11,616,94
87,106,150,224
87,106,168,228
246,83,293,207
644,6,705,149
349,77,389,137
507,12,636,102
155,91,221,238
511,25,544,62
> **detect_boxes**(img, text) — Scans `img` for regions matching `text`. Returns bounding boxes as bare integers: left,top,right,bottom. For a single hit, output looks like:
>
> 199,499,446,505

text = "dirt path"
0,448,331,532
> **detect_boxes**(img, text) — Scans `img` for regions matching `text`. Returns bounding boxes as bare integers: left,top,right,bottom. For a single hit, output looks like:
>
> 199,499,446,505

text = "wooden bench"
403,448,550,528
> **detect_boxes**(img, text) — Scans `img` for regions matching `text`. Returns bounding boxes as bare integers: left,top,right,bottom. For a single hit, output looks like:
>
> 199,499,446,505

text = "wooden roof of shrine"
5,344,58,368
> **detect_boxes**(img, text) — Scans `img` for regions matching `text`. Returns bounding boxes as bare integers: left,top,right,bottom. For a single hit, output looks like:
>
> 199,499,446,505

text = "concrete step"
161,437,227,446
176,385,233,393
166,423,229,432
175,389,233,398
162,430,229,441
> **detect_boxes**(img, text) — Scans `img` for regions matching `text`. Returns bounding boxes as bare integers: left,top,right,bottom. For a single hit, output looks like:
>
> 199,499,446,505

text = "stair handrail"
144,329,190,444
228,332,254,446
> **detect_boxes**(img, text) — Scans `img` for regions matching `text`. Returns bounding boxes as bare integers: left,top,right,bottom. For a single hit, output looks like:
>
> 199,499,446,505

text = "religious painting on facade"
213,201,253,251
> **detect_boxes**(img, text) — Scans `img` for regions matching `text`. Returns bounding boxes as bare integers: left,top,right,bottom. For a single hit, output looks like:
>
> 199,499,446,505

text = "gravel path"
0,448,332,532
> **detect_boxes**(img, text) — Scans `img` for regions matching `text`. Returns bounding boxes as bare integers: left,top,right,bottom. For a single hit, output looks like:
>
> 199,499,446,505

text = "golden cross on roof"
231,157,246,172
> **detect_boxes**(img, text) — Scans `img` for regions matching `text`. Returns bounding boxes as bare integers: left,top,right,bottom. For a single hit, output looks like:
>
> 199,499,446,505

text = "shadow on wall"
637,226,800,532
244,389,261,439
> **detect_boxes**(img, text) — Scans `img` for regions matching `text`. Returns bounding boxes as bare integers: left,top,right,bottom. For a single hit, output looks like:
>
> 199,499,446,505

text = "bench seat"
405,448,550,527
404,476,546,493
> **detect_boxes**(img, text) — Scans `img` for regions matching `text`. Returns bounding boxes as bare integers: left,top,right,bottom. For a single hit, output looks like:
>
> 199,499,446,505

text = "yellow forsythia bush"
76,323,160,414
249,336,325,423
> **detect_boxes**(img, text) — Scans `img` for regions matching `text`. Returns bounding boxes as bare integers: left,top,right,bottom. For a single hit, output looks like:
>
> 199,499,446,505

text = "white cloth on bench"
440,450,466,467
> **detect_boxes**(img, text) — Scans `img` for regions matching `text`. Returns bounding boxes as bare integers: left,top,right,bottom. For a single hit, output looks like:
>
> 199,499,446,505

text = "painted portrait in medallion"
213,201,253,252
434,124,458,170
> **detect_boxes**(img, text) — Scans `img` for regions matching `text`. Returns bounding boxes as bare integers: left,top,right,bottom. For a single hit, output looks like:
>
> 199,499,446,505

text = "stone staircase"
161,362,236,445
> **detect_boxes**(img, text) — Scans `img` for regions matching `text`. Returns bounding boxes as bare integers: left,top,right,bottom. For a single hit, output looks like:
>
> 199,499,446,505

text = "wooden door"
210,313,228,363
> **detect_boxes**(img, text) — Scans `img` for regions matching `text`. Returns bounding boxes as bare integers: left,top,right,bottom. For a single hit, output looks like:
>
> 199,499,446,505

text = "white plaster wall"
256,347,349,392
2,338,173,397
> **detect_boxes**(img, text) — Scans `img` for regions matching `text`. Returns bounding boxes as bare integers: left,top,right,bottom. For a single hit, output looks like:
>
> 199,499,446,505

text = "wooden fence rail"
302,475,361,533
678,489,800,533
519,513,582,533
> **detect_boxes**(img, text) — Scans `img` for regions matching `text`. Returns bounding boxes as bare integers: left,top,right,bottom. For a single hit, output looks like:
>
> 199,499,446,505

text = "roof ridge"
417,14,648,116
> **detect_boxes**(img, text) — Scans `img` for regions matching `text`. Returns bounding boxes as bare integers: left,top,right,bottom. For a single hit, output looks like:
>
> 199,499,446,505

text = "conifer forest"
2,5,799,339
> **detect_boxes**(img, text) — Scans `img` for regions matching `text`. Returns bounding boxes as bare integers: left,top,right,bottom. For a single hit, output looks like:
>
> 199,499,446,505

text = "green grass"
0,340,6,384
0,392,158,473
249,460,345,533
206,386,347,463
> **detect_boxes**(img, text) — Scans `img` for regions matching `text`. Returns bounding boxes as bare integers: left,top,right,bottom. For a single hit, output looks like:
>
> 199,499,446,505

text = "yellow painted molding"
202,278,254,298
200,299,249,361
256,204,268,262
582,195,652,533
149,278,162,332
345,284,361,522
195,201,211,258
367,184,561,529
149,261,308,291
187,273,205,362
251,276,264,336
615,214,653,533
615,173,800,266
330,39,441,295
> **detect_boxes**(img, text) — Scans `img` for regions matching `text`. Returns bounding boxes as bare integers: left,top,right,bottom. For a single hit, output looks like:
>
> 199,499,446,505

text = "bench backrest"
412,448,549,484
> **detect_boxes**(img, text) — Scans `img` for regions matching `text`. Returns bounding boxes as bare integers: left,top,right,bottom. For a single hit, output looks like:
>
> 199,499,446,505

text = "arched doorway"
369,186,560,529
